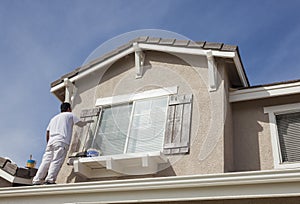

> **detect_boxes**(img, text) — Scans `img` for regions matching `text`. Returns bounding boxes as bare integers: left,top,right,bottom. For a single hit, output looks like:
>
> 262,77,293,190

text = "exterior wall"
57,51,231,183
223,64,234,172
232,93,300,171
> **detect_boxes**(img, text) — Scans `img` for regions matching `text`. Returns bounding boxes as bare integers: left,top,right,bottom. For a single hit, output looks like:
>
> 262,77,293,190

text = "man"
33,102,91,185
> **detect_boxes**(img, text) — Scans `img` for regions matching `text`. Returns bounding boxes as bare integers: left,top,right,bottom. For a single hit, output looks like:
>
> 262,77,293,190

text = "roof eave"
50,38,249,99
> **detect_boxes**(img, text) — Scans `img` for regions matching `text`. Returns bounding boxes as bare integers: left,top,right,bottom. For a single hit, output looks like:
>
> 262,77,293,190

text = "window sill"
73,151,169,178
275,162,300,170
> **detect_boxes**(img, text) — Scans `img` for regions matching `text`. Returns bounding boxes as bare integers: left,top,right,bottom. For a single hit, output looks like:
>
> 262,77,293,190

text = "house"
1,36,300,203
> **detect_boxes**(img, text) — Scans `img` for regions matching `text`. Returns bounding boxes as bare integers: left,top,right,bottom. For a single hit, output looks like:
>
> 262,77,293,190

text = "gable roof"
51,37,249,87
50,37,249,101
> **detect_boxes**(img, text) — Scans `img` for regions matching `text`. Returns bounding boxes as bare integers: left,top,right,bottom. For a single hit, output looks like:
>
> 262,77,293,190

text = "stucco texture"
58,51,230,183
232,93,300,171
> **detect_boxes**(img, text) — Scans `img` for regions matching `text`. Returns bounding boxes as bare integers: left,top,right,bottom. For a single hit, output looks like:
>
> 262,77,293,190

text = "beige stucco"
232,93,300,171
55,49,300,184
56,51,231,183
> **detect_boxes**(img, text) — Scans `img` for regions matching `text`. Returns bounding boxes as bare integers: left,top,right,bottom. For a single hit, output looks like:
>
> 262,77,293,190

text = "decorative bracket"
207,51,218,92
64,78,77,104
133,42,145,79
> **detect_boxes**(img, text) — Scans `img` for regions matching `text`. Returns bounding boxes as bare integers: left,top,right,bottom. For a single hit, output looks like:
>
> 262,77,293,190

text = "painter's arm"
75,120,94,127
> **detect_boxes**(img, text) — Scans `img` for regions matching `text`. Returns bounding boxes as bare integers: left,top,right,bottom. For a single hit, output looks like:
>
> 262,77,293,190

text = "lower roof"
1,168,300,203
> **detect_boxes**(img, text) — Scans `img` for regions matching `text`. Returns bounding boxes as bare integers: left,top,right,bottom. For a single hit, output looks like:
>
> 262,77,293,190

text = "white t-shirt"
47,112,80,146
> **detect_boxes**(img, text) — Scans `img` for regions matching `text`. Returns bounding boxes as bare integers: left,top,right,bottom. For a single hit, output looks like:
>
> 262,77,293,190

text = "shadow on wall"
232,101,267,172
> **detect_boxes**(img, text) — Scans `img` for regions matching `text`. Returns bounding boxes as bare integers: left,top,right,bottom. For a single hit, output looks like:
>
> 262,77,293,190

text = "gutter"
230,80,300,102
1,169,300,203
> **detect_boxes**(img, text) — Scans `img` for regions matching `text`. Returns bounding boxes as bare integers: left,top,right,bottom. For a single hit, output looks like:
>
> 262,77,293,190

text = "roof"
51,36,248,88
1,168,300,202
0,157,36,187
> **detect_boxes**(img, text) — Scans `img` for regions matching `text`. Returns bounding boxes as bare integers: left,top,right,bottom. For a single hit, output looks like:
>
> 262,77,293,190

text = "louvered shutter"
276,112,300,163
164,94,193,154
79,107,102,151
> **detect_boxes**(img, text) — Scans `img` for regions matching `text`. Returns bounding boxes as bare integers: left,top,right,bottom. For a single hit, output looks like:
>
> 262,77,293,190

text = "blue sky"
1,0,300,167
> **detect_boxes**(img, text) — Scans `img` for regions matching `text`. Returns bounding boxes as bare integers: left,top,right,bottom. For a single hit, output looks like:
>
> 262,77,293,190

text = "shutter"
164,94,193,155
78,107,102,152
276,112,300,163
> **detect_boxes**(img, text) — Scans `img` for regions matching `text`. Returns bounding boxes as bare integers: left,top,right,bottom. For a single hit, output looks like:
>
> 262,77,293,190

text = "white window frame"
264,103,300,169
96,86,178,107
94,86,178,155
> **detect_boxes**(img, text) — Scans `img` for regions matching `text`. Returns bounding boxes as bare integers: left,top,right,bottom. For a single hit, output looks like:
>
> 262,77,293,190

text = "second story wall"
232,93,300,172
57,50,236,183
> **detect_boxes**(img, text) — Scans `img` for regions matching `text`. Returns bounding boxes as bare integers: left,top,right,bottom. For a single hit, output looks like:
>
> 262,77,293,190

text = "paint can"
26,159,36,168
26,154,36,168
87,149,101,157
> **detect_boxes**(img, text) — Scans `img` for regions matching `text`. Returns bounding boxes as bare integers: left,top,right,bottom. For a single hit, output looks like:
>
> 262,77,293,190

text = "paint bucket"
87,149,101,157
26,159,36,168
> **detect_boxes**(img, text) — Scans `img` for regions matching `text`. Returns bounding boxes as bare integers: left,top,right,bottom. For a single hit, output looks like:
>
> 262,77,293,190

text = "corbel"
133,42,145,79
207,51,218,92
64,78,77,104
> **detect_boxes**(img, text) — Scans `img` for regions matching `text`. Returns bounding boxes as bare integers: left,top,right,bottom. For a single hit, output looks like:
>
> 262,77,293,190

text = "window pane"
276,112,300,163
126,97,168,153
93,104,132,155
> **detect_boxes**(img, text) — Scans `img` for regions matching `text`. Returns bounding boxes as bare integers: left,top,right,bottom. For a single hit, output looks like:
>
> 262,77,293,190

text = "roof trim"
229,80,300,102
1,169,300,203
50,37,250,94
0,169,32,185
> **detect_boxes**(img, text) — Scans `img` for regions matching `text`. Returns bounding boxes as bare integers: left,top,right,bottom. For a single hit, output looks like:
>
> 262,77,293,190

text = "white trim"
73,151,168,178
0,169,32,185
138,43,248,87
50,47,135,93
138,43,236,58
230,81,300,102
95,86,178,106
133,42,145,78
207,51,217,91
264,103,300,169
50,42,249,97
2,169,300,203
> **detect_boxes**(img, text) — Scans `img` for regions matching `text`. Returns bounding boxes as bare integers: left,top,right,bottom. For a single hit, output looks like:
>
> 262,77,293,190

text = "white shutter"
276,112,300,163
79,107,102,152
164,94,193,155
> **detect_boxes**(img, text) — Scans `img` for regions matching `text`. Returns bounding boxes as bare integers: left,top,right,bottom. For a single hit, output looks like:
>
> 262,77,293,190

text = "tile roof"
0,157,37,186
51,36,240,87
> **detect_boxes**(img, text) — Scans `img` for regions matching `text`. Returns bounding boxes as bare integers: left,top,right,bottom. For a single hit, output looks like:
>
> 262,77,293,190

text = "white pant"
33,142,69,184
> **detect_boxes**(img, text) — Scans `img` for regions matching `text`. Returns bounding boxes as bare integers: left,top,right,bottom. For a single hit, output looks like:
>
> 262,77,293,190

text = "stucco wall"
232,93,300,171
57,51,230,183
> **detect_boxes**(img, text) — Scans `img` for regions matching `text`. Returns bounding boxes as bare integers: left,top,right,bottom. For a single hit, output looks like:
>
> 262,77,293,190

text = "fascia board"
138,43,249,87
50,47,135,93
230,81,300,102
138,43,229,57
0,169,32,185
0,169,14,183
1,169,300,203
50,43,248,94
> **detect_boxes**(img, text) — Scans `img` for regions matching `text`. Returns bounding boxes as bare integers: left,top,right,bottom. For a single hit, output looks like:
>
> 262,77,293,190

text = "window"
276,112,300,163
89,97,169,156
264,103,300,169
75,89,193,177
80,94,192,156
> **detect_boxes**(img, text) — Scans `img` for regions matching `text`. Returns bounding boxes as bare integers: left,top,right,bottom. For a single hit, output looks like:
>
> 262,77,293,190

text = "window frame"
93,86,178,156
264,102,300,169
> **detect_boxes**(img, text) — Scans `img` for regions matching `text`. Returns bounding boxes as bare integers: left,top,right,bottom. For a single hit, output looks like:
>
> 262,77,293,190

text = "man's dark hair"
60,102,71,112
